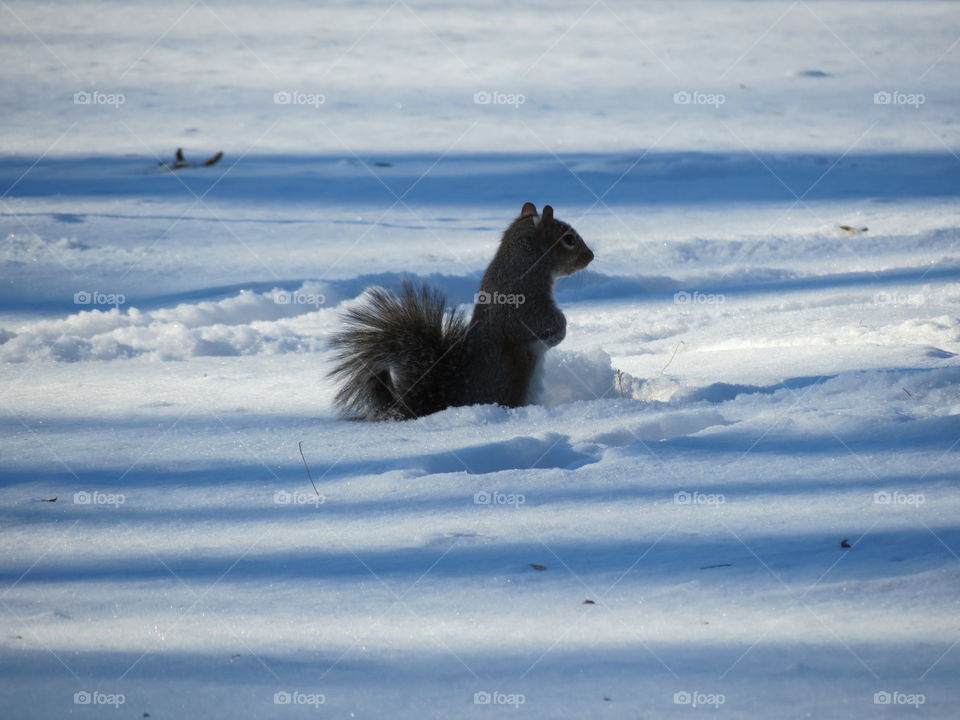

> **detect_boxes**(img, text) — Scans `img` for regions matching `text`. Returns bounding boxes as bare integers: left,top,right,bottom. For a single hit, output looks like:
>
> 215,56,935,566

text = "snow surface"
1,1,959,718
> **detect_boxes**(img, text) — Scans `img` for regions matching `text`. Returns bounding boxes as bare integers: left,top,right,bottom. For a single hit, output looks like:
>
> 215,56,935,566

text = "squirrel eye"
560,234,576,249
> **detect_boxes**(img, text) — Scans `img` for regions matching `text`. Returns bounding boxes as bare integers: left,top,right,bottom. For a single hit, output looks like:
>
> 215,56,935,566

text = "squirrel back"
328,203,594,420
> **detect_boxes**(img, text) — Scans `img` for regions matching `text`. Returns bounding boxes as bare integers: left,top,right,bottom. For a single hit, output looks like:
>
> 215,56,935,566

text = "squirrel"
328,203,594,420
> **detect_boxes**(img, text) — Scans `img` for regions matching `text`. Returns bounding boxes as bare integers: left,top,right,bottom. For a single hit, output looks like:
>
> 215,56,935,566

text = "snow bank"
0,282,340,362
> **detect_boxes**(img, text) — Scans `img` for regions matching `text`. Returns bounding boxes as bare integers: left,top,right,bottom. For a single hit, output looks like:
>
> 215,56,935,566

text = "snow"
2,1,959,718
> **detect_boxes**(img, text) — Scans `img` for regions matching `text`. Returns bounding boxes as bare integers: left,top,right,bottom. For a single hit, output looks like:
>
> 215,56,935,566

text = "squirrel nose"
582,248,595,266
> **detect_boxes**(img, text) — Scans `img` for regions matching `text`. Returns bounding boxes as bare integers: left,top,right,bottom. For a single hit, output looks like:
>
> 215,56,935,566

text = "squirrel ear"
521,202,538,218
541,205,554,225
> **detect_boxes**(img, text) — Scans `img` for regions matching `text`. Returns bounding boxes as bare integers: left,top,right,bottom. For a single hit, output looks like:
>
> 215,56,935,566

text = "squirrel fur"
329,203,594,420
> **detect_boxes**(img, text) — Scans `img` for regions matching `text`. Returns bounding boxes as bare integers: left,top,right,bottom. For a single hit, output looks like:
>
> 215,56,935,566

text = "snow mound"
0,282,338,362
535,347,638,406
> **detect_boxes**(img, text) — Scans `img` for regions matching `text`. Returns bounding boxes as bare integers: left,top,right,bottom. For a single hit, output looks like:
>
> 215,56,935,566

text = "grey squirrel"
329,203,594,420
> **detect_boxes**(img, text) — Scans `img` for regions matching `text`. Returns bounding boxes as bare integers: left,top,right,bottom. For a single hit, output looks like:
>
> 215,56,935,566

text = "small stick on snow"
298,440,322,498
659,340,684,374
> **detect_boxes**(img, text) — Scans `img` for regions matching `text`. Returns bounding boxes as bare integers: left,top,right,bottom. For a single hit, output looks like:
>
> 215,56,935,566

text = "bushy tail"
328,282,469,420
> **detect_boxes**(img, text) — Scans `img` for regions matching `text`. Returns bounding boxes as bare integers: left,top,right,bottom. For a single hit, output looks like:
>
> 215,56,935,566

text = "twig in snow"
659,340,684,374
298,440,321,498
159,148,224,171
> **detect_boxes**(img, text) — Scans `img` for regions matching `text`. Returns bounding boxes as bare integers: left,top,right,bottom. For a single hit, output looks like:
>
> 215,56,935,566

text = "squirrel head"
518,202,594,277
